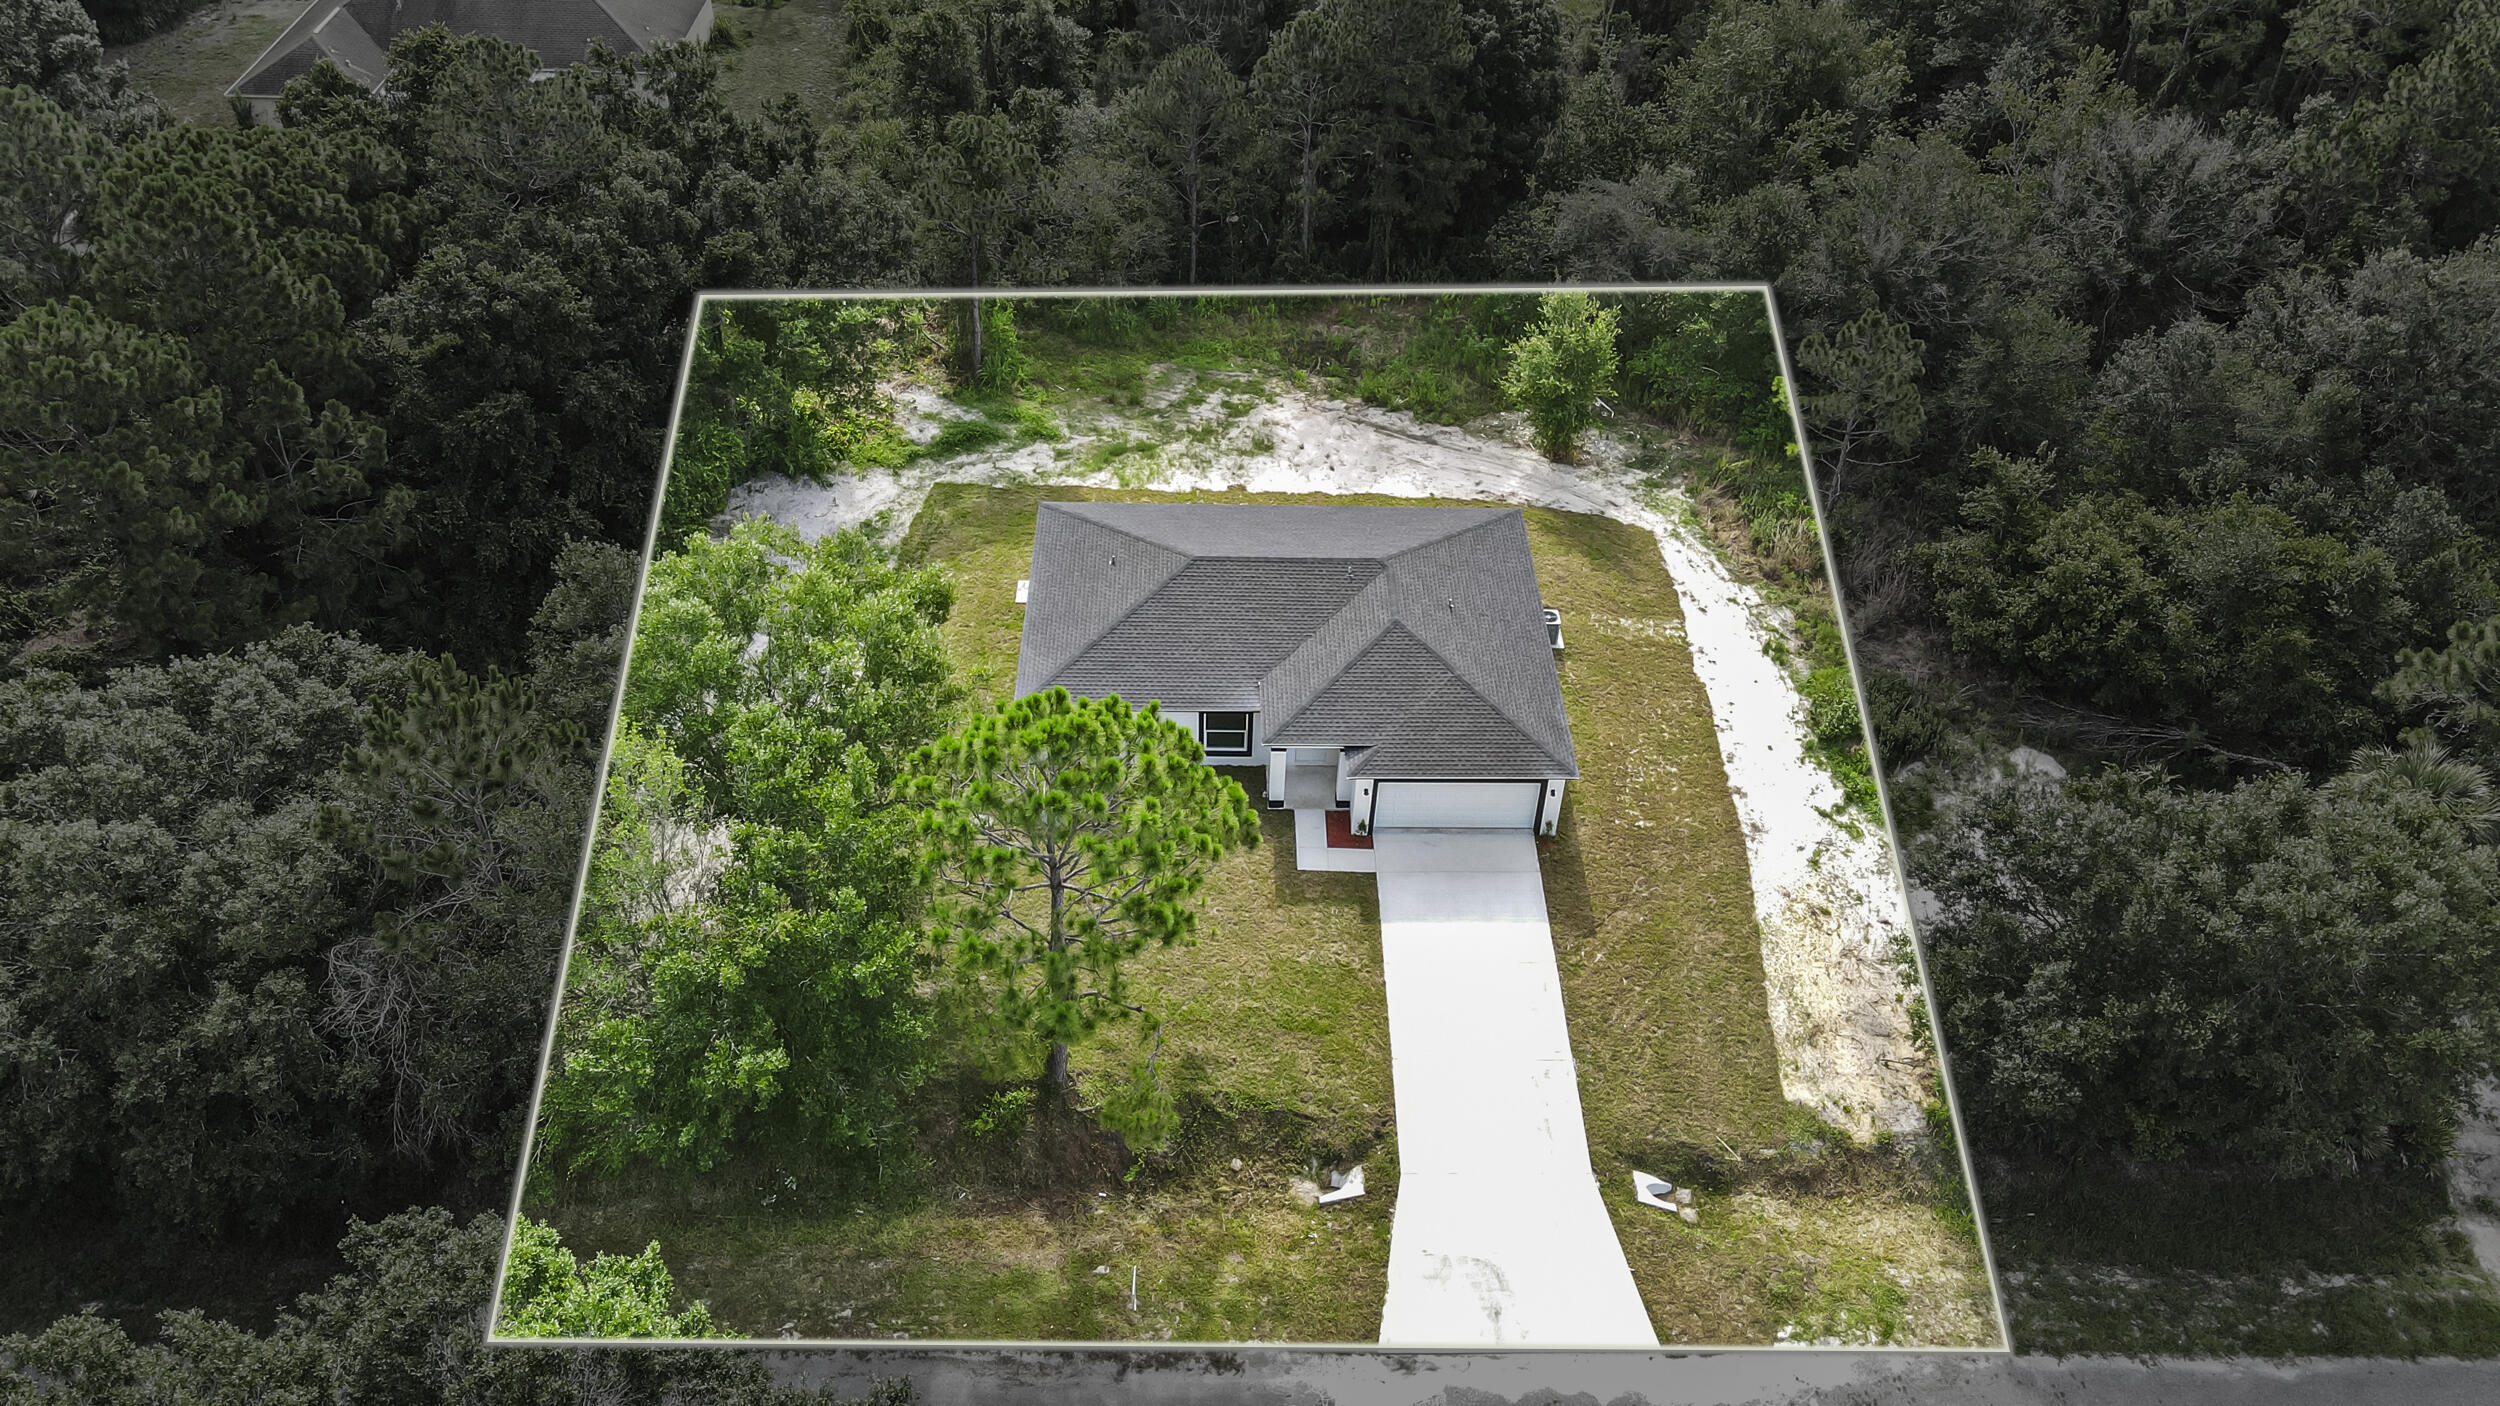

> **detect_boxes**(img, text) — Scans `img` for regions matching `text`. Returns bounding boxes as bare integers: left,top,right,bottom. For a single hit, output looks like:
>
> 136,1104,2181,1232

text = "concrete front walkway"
1370,829,1656,1346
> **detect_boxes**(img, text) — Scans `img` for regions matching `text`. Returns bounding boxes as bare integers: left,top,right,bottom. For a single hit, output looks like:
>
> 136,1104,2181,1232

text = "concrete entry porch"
1277,749,1375,873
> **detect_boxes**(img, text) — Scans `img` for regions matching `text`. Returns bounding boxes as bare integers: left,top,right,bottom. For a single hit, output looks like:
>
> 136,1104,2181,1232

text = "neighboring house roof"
1016,502,1578,780
230,0,711,99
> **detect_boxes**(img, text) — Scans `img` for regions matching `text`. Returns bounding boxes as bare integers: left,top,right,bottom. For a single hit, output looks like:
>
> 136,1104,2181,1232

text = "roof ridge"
1269,619,1562,773
1023,509,1192,691
1350,677,1561,776
1373,508,1514,564
1370,629,1558,769
1252,566,1399,722
1262,616,1408,738
1378,521,1575,766
1040,500,1212,558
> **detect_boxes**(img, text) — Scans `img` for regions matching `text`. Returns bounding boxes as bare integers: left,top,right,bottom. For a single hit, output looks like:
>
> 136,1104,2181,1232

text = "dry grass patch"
711,0,849,125
529,1136,1398,1341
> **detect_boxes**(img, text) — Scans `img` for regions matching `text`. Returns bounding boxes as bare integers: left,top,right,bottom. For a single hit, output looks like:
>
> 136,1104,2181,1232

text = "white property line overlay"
485,281,2013,1354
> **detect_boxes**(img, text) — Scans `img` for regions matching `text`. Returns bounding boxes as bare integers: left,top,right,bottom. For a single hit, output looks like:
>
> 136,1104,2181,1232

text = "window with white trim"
1200,711,1252,756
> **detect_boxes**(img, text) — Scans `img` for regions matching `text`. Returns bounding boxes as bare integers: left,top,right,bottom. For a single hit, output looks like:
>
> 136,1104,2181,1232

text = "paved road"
760,1347,2500,1405
1369,829,1654,1347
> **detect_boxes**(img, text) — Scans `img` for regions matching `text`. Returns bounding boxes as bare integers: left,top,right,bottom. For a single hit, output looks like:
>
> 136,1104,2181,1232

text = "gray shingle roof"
232,0,710,98
1016,502,1577,779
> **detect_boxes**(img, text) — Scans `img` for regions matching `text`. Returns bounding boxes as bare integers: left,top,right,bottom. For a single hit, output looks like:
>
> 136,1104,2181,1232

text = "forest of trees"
5,0,2500,1379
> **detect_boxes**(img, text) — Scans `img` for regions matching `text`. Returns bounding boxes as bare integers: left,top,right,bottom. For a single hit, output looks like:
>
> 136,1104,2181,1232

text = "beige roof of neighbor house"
230,0,712,99
1016,502,1578,780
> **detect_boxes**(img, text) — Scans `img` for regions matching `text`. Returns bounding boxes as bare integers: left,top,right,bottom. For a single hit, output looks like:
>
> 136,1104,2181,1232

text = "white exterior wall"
1122,705,1267,764
1539,778,1566,836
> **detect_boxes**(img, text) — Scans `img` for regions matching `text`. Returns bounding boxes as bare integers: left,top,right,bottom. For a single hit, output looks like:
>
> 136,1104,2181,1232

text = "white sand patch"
891,382,982,443
2453,1079,2500,1284
720,374,1930,1137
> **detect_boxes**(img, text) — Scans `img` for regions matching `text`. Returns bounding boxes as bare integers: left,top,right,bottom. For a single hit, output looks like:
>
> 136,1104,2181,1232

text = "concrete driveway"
1370,829,1655,1346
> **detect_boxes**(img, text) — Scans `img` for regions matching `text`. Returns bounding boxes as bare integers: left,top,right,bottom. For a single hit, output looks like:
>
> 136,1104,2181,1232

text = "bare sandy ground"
724,373,1932,1138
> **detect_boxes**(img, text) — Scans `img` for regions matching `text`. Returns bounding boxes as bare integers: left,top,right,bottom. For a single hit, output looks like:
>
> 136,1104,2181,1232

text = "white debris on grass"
1316,1165,1365,1205
722,371,1930,1138
1631,1172,1676,1211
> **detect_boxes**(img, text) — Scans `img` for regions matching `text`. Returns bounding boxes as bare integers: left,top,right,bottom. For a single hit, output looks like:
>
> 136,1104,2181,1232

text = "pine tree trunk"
970,232,986,374
1299,129,1316,262
1046,1040,1071,1094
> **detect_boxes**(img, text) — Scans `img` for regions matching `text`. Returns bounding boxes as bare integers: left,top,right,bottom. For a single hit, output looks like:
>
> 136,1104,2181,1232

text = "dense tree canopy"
12,0,2500,1366
1920,754,2500,1173
537,523,957,1178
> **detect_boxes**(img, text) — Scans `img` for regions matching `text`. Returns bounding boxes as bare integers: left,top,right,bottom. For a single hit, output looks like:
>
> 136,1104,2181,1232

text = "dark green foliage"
0,84,109,317
1652,0,1907,199
7,4,164,135
2290,0,2500,256
1125,45,1245,284
527,540,644,736
0,98,416,662
0,561,626,1232
1920,759,2500,1173
1325,0,1481,278
319,654,593,1165
1926,448,2453,766
539,525,958,1177
1452,0,1566,221
0,630,390,1228
71,0,198,45
0,1206,917,1401
0,297,408,662
1858,667,1949,768
351,35,913,661
2384,615,2500,765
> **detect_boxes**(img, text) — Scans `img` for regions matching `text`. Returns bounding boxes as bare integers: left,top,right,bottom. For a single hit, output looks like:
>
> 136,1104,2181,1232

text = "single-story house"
227,0,715,119
1015,502,1577,836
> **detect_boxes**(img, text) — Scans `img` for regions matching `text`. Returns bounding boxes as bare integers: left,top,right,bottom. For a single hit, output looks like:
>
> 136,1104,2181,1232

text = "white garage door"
1371,781,1542,829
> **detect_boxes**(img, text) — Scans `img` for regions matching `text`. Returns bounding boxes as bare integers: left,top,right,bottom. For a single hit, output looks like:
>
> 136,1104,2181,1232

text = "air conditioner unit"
1542,607,1563,650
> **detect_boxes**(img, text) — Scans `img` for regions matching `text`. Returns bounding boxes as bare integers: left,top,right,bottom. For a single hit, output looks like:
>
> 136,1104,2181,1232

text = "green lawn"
711,0,849,125
894,483,1998,1345
105,0,303,126
519,390,1992,1344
